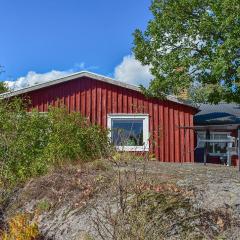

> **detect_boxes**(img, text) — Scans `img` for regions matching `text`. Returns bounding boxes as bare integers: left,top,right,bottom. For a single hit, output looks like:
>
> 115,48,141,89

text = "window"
197,132,206,148
197,131,231,155
209,132,230,155
107,114,149,151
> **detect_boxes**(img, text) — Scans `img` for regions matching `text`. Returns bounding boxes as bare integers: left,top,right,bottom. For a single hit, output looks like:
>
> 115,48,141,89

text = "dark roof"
194,103,240,125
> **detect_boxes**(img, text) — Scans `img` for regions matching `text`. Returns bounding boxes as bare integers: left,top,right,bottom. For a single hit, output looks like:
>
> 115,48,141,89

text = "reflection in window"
107,114,149,152
112,119,143,146
209,133,229,154
197,131,231,154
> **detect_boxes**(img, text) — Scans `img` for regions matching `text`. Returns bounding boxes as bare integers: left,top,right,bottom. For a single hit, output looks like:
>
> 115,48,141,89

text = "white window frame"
107,114,149,152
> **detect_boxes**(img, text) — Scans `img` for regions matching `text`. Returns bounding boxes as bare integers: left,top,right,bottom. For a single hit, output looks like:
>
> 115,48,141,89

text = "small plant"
43,106,110,167
81,232,95,240
87,159,112,171
1,214,41,240
36,199,51,213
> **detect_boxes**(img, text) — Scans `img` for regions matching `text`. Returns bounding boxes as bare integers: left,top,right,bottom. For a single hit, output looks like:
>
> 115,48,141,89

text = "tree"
133,0,240,103
0,66,9,93
0,82,9,94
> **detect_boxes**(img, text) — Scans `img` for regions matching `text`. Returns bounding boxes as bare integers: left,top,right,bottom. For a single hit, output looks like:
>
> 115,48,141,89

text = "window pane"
213,134,228,140
209,133,229,154
208,143,214,153
214,143,228,153
197,132,206,147
197,132,206,140
112,119,143,146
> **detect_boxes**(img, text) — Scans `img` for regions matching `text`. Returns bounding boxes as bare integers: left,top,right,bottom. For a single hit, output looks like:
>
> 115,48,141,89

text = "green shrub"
1,213,41,240
42,106,110,166
0,98,50,185
0,98,110,187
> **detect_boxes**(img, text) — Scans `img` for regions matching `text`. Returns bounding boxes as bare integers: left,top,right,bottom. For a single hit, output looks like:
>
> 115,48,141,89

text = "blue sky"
0,0,153,88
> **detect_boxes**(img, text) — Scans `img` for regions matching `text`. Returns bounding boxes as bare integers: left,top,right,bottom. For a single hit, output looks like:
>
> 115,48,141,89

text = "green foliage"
36,199,51,212
133,0,240,103
42,106,110,166
1,214,41,240
0,66,9,94
0,99,110,187
0,98,49,185
0,82,9,94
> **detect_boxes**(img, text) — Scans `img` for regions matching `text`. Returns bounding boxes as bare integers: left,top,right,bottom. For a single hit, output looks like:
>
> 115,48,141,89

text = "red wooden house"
2,71,198,163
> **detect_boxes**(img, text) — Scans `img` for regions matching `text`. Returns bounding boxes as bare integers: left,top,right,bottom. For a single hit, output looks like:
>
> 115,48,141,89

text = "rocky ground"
2,160,240,240
119,161,240,217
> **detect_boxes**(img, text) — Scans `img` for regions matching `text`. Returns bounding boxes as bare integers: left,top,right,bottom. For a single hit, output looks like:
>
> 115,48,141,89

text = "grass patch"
36,199,52,213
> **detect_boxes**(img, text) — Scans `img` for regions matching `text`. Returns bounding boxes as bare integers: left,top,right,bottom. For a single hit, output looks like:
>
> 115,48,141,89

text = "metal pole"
227,141,231,167
204,129,210,166
204,143,207,165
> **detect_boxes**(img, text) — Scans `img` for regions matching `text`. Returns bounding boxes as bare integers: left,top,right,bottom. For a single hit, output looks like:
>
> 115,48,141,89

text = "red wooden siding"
25,76,196,163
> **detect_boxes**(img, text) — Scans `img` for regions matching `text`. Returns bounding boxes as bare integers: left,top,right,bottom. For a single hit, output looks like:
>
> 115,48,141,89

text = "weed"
1,214,41,240
36,199,51,213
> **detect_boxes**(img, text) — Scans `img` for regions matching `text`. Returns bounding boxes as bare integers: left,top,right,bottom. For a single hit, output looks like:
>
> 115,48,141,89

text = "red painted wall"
24,76,196,163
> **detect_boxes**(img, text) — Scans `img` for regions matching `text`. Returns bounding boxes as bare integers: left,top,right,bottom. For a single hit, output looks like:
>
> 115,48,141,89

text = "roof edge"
0,71,197,109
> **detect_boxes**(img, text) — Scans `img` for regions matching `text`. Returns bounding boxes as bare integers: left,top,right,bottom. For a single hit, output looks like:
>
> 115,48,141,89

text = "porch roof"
194,103,240,126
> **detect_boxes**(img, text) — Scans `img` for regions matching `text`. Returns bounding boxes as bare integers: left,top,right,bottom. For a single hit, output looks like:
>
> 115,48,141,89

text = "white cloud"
114,55,152,87
5,70,71,90
4,56,152,91
4,62,90,90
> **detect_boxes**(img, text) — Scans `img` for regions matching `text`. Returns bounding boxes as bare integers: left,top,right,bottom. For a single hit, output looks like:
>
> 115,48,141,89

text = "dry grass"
89,160,240,240
1,158,240,239
3,160,113,218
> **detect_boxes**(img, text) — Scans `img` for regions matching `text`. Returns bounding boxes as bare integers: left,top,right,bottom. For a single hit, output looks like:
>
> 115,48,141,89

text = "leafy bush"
42,107,110,166
0,98,110,187
0,98,50,185
1,214,41,240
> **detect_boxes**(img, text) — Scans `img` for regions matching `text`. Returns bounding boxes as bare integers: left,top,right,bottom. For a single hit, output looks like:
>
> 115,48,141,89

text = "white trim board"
107,114,149,152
